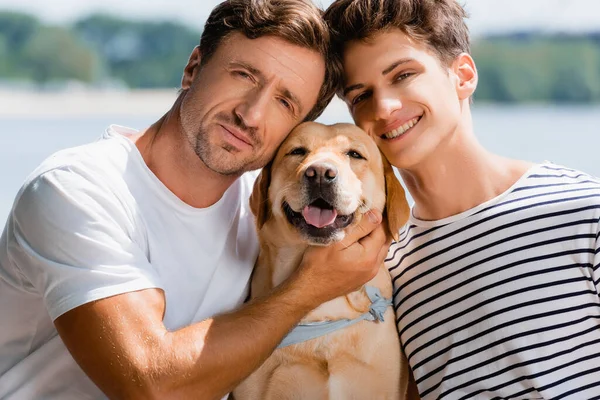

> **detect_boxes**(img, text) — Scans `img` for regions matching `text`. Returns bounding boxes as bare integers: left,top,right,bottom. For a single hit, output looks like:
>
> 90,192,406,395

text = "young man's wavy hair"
199,0,341,121
324,0,470,96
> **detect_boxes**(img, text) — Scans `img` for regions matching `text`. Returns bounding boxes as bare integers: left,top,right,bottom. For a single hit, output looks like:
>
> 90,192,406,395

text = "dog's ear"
382,155,410,242
249,162,272,230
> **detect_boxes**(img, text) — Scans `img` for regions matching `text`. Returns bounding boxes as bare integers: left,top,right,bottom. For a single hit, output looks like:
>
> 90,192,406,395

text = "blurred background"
1,0,600,223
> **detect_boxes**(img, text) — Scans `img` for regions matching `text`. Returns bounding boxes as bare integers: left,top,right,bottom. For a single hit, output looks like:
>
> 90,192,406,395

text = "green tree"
472,35,600,103
20,26,100,83
74,14,200,88
0,11,40,52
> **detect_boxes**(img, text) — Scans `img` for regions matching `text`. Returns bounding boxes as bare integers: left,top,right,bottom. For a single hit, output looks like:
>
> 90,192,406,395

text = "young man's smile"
379,114,423,140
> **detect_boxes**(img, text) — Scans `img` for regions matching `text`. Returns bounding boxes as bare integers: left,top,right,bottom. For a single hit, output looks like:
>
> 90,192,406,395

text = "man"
325,1,600,399
0,1,390,399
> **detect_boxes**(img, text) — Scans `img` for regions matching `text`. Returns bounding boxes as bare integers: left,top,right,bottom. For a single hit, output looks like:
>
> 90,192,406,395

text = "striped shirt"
387,163,600,400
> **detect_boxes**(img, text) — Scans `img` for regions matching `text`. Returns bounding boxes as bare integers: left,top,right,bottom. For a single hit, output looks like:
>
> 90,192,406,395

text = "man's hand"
292,210,391,307
53,211,391,400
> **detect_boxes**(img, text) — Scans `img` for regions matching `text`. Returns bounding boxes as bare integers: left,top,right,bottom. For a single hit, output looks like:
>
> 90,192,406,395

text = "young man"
0,1,391,399
325,1,600,399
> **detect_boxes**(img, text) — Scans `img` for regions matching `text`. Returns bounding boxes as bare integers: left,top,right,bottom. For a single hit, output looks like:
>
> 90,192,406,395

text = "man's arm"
55,211,389,400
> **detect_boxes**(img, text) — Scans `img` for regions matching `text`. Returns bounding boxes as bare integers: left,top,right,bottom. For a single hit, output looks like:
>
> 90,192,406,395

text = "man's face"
179,32,326,176
342,29,467,170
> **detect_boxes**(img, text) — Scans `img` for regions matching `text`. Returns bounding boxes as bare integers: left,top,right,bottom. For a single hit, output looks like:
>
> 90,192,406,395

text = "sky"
0,0,599,36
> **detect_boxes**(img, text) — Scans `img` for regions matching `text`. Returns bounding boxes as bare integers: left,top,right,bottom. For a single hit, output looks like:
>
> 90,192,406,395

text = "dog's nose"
305,163,338,185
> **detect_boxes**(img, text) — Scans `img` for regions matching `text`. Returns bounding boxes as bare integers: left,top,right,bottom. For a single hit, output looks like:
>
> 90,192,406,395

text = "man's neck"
400,110,533,221
132,103,239,209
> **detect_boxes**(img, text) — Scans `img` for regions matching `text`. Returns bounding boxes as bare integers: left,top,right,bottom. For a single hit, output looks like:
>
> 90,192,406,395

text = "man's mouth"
220,124,254,147
380,116,422,140
283,199,354,237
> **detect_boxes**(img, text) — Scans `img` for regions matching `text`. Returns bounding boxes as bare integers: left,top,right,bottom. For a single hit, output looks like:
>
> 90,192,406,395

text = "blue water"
1,104,599,224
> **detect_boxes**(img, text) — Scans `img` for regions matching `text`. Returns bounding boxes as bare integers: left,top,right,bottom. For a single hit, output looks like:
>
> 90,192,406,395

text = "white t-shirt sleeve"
8,167,161,321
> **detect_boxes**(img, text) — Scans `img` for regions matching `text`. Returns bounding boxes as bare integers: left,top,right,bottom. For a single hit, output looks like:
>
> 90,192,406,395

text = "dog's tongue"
302,205,338,228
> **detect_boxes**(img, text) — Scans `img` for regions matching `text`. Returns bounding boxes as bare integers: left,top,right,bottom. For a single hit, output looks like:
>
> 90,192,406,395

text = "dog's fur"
233,122,412,400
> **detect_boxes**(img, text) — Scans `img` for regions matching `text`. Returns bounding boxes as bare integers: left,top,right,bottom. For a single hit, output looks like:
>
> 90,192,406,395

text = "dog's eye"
347,150,365,160
288,147,307,156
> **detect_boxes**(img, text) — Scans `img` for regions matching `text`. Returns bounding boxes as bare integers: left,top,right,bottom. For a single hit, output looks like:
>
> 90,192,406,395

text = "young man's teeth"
383,116,420,139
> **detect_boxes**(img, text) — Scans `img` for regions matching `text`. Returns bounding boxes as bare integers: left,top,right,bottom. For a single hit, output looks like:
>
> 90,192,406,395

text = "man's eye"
288,147,307,156
279,98,292,110
347,150,365,160
236,71,253,80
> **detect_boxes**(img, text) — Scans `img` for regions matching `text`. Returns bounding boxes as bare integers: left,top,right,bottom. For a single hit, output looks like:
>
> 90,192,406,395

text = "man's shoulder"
23,128,136,197
30,132,128,182
10,132,138,231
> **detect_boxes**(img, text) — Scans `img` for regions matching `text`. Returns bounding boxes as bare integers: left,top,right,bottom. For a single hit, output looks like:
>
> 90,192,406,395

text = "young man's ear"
453,53,478,100
181,46,202,90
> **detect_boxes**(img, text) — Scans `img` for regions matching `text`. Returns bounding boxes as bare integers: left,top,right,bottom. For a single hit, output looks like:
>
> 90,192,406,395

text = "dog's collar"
277,286,392,349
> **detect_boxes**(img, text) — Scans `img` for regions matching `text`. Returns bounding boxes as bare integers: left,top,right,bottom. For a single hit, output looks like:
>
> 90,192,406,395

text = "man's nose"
235,88,270,128
304,163,338,186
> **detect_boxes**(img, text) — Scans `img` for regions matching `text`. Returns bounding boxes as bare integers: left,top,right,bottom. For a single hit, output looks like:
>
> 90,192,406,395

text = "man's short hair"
200,0,340,121
324,0,470,95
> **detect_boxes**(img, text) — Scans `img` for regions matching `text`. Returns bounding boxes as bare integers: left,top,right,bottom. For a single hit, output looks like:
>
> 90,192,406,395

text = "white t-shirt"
0,125,259,399
387,163,600,399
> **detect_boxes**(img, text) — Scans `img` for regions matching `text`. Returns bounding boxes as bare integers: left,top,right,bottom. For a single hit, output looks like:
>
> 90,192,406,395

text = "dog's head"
250,122,409,246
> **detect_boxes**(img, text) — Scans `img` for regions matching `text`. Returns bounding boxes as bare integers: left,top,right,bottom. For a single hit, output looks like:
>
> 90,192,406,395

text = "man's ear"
453,52,478,101
249,162,272,230
382,155,410,241
181,46,202,90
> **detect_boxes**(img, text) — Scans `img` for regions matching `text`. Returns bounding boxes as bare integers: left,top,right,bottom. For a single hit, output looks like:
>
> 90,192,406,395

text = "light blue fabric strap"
277,286,392,349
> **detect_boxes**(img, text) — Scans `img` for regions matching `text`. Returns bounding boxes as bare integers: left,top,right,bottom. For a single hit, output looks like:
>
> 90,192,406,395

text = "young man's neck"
133,100,240,209
400,107,533,221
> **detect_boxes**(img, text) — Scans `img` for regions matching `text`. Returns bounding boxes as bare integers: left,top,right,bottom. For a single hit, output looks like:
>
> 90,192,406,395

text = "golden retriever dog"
233,122,413,400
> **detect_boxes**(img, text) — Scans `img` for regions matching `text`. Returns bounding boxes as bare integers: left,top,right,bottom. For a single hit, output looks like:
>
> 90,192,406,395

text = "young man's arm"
54,212,389,400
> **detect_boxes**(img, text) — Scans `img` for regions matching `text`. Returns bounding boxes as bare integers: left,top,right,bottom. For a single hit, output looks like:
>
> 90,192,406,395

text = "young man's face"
342,29,472,170
179,32,326,176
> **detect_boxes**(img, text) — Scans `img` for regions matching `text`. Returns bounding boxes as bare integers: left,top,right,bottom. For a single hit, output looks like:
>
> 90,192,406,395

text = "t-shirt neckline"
409,162,546,228
103,124,237,216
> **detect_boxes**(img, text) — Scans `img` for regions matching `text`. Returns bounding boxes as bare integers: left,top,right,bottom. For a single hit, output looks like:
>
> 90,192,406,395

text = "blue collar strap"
277,286,393,349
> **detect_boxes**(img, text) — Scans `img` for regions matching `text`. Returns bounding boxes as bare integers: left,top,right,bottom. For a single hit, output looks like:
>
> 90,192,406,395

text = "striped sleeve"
594,223,600,294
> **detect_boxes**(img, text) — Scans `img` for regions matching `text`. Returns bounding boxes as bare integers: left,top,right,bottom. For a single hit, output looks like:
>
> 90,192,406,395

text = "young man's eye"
352,92,370,106
394,72,413,82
